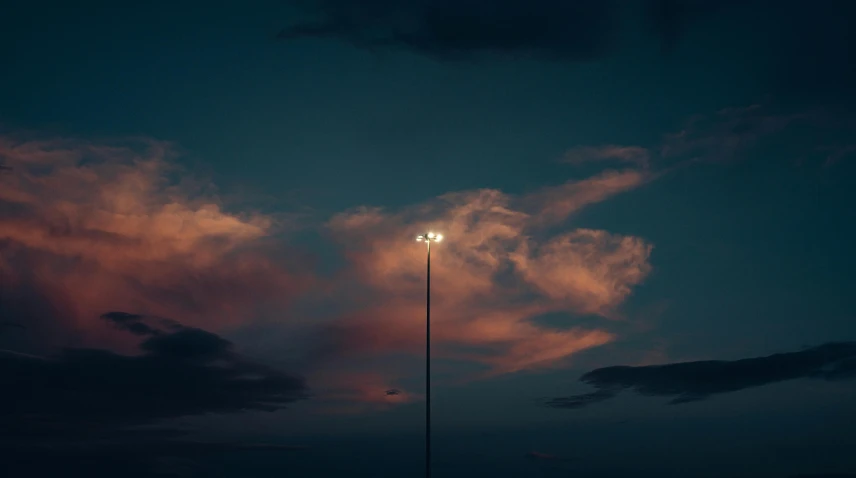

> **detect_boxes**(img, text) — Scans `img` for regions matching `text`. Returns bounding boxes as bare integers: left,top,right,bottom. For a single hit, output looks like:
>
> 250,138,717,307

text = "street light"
416,231,442,478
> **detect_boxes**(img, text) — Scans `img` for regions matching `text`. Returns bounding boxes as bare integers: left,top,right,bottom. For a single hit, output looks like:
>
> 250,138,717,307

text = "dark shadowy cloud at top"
280,1,855,106
546,342,856,409
280,0,617,61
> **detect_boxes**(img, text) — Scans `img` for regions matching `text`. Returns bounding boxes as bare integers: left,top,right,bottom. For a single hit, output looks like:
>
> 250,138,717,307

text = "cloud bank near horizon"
0,129,655,410
546,342,856,409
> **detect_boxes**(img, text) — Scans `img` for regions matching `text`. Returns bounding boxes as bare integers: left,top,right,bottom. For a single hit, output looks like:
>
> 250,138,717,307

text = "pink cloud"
0,134,310,350
321,169,653,378
524,169,651,225
0,132,654,407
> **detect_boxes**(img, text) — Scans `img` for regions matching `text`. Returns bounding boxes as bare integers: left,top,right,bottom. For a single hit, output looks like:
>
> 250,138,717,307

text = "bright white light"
416,232,443,243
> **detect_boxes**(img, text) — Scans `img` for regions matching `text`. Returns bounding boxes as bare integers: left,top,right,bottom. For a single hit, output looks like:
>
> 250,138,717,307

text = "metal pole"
425,240,431,478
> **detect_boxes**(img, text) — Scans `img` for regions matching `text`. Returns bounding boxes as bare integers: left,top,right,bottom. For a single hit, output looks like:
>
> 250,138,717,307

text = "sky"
1,0,856,477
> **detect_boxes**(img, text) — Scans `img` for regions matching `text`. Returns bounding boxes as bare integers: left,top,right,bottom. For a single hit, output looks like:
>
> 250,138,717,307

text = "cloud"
0,312,307,476
563,145,651,169
545,342,856,409
279,0,617,61
0,133,310,351
0,131,654,410
279,1,855,110
1,312,306,437
563,102,826,173
317,169,653,377
660,104,807,163
277,0,757,62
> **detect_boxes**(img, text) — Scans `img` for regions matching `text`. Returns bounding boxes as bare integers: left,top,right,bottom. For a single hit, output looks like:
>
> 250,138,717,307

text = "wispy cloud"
562,103,820,174
318,169,653,378
546,342,856,409
562,145,651,169
660,104,808,163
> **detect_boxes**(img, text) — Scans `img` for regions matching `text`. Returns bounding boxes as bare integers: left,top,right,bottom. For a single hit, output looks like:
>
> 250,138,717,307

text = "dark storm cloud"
280,1,855,106
280,0,618,61
277,0,760,61
546,342,856,409
0,312,306,439
0,312,308,476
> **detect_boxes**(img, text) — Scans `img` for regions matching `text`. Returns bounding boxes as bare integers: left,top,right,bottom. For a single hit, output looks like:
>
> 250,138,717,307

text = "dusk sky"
2,1,856,477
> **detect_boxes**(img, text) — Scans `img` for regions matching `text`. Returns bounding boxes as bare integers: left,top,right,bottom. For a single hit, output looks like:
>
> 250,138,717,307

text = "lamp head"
416,232,443,243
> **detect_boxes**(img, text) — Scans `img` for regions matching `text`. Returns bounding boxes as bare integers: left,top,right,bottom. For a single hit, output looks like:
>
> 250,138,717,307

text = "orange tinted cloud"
0,135,307,349
322,170,653,377
0,132,654,404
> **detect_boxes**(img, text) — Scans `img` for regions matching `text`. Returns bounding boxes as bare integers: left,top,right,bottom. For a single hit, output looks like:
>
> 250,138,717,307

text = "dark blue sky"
2,1,856,477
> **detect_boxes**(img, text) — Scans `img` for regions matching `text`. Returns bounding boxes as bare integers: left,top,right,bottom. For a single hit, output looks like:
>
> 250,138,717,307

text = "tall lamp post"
416,231,442,478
